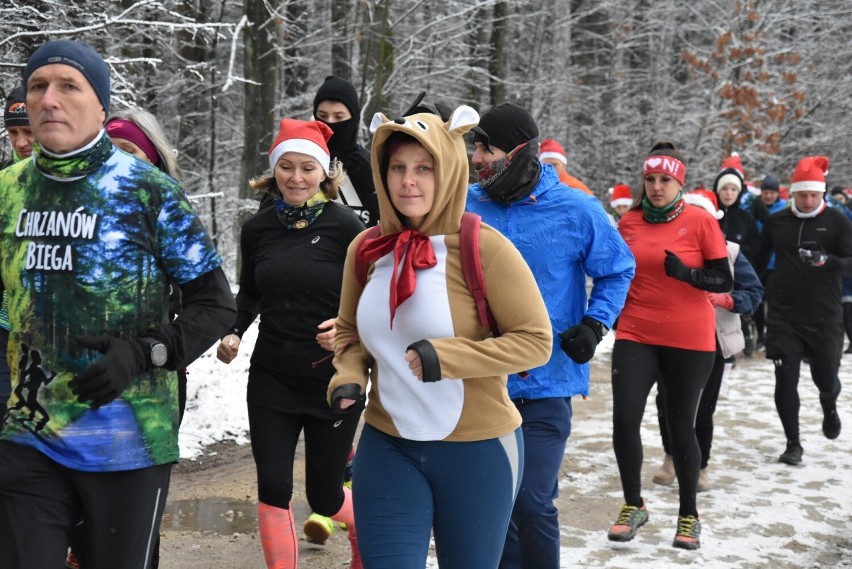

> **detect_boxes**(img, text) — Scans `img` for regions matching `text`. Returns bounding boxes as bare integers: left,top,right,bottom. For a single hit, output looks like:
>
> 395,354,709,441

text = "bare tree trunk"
488,0,508,106
466,6,490,108
283,0,309,99
331,0,352,79
238,0,278,276
176,0,214,182
361,0,394,127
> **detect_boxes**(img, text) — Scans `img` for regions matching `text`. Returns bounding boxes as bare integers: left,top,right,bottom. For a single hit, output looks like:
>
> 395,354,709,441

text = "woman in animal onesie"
327,106,552,569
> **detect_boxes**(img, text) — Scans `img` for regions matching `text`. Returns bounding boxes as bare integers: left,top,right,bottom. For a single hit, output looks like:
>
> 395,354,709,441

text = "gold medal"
293,219,309,230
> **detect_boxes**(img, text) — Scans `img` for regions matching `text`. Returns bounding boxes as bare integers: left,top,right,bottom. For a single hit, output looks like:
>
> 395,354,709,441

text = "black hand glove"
69,335,149,410
559,318,604,364
330,383,365,415
798,247,834,268
664,250,695,283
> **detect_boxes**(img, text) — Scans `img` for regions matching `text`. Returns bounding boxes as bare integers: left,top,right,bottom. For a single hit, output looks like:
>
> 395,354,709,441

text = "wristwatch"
140,337,169,368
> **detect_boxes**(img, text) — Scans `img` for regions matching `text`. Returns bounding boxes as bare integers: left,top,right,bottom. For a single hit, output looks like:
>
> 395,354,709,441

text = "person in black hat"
466,103,636,567
312,75,379,228
2,84,33,167
0,38,236,567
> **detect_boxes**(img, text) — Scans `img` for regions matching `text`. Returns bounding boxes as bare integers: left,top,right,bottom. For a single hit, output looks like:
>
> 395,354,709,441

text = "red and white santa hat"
720,152,744,177
609,184,632,207
789,155,830,193
268,119,334,173
540,138,568,165
685,189,724,220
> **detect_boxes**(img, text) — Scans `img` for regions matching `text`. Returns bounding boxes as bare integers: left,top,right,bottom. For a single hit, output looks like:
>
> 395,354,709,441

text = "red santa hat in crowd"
684,189,724,220
609,184,632,208
268,119,333,173
540,138,568,165
789,155,830,193
720,152,745,177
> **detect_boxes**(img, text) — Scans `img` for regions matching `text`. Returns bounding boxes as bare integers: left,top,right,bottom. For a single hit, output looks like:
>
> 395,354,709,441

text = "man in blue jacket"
466,103,635,569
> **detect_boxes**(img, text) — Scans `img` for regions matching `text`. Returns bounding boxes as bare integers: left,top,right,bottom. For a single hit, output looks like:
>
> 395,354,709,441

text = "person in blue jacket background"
744,175,787,350
466,103,635,569
827,186,852,352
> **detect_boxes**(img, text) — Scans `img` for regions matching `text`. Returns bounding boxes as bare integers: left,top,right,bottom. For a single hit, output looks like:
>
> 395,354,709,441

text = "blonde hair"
250,158,345,200
107,108,182,180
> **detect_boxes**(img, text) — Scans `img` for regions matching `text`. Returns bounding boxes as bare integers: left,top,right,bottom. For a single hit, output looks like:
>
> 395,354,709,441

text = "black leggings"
773,353,842,442
611,340,714,517
657,349,726,469
248,403,360,515
844,303,852,347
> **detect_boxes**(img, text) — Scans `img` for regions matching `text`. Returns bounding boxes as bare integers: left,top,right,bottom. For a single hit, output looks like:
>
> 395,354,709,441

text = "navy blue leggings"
353,424,523,569
611,340,714,517
499,397,572,569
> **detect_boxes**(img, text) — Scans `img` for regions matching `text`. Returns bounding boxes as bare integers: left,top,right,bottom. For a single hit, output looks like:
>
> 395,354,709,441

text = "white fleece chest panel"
357,235,463,440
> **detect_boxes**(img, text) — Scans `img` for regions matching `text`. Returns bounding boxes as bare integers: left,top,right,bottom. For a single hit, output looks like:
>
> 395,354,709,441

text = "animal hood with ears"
369,106,479,237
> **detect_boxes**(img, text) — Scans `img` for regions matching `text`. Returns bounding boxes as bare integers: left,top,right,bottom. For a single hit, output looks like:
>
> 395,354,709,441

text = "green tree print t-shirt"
0,143,222,471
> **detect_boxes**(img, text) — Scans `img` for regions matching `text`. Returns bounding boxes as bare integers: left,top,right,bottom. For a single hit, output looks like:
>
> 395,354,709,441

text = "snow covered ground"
178,327,852,568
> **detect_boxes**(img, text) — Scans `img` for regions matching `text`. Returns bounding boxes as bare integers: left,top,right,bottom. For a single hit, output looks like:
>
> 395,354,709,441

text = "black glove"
664,250,696,283
559,317,604,364
330,383,364,415
69,335,149,410
798,248,836,268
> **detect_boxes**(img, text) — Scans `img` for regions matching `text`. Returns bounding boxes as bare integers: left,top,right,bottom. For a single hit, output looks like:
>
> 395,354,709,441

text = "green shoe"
303,512,336,545
672,515,701,550
607,500,649,542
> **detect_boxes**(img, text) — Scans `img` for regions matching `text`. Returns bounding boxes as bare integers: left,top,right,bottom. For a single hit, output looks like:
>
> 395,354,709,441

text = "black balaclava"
473,103,541,203
313,75,361,158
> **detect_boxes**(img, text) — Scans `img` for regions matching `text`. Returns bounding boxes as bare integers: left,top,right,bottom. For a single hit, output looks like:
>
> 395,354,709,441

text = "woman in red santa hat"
215,119,366,568
609,141,732,551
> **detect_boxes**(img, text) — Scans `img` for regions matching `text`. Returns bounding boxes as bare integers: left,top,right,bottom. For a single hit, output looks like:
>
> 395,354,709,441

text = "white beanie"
715,173,742,193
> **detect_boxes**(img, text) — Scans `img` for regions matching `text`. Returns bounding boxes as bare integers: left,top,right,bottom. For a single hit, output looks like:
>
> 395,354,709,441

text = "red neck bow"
357,229,437,327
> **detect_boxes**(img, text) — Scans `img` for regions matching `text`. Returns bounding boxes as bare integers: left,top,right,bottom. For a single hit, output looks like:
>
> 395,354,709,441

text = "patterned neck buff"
641,191,686,224
477,139,542,204
357,229,437,327
273,190,329,230
33,130,113,182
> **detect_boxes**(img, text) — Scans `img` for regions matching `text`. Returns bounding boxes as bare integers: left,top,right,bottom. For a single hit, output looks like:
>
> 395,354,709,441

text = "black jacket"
753,206,852,323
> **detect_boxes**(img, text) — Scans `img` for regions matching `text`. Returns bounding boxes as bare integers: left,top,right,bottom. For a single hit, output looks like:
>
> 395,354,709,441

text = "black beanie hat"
473,103,539,153
312,75,360,120
3,84,28,128
830,186,846,196
760,175,780,192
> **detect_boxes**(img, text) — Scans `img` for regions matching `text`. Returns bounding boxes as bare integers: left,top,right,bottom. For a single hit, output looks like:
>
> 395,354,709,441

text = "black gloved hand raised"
664,250,696,283
69,335,149,410
330,383,365,415
559,317,604,364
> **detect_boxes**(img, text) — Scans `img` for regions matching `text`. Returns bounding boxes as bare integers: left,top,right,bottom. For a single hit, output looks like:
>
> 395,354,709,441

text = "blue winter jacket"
467,164,636,399
731,252,764,316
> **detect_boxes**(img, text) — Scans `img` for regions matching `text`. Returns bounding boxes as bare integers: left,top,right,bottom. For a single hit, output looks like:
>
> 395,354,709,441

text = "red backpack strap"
459,212,501,337
353,226,383,286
